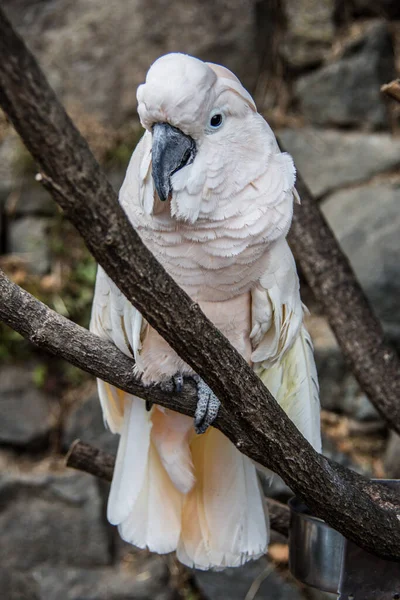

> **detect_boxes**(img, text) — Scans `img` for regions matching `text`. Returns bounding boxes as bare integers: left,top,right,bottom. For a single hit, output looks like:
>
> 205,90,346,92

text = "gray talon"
174,373,183,393
160,378,174,393
194,377,220,434
160,372,184,393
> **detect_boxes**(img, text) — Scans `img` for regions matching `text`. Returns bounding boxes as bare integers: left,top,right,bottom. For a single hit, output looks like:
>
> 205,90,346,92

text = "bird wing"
90,264,145,432
89,130,157,432
251,237,321,451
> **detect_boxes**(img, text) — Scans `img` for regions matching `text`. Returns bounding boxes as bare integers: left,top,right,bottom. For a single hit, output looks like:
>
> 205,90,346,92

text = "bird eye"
210,113,223,128
206,110,225,134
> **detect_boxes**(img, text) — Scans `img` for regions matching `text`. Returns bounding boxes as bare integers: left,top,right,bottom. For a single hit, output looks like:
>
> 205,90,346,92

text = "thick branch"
2,6,399,442
1,269,400,560
287,172,400,435
1,7,400,560
66,440,291,538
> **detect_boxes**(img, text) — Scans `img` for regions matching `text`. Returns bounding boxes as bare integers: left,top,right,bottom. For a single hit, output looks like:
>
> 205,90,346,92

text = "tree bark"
1,268,400,560
0,7,400,560
0,267,199,415
286,172,400,435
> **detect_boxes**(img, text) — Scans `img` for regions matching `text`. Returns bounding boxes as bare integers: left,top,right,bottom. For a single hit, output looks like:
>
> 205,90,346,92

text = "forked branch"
0,7,399,560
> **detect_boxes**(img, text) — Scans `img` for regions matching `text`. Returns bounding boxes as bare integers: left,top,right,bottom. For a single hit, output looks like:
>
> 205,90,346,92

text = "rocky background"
0,0,399,598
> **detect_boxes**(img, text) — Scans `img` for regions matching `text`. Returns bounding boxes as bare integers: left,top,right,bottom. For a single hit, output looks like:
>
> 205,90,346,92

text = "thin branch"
262,499,291,539
1,269,400,561
381,79,400,103
66,440,291,538
0,268,199,415
0,7,400,560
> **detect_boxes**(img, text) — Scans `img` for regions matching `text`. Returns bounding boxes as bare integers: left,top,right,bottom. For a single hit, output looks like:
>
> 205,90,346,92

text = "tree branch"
0,7,400,560
1,269,400,561
66,440,291,538
0,267,198,415
381,79,400,103
286,171,400,436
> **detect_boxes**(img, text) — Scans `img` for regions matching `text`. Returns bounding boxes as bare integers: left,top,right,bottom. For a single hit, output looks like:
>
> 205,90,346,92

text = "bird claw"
160,372,184,394
193,376,220,434
159,373,220,434
173,373,184,393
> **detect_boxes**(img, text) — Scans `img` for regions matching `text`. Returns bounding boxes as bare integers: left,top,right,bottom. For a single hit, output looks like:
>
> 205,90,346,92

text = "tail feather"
97,379,124,434
202,428,268,562
107,396,269,568
151,407,195,494
177,428,269,569
119,442,182,554
108,396,152,524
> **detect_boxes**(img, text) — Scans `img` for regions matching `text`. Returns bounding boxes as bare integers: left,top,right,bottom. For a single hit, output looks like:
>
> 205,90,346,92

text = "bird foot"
193,375,220,434
159,372,184,394
149,373,184,412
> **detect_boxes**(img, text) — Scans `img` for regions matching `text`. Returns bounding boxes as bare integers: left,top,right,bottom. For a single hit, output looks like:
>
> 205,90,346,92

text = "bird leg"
147,373,184,411
158,373,220,433
159,372,184,394
193,375,220,434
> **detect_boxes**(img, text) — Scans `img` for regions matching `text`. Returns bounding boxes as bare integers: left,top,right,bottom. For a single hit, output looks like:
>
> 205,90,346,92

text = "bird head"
136,53,278,222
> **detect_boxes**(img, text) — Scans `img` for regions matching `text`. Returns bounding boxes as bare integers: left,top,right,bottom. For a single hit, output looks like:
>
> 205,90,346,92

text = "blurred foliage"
1,108,143,392
32,363,48,389
0,326,26,361
104,141,135,170
103,125,144,170
0,212,97,387
49,214,98,326
9,105,143,178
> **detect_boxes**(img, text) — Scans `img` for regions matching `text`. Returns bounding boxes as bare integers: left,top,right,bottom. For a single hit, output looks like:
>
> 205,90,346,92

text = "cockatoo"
91,53,321,570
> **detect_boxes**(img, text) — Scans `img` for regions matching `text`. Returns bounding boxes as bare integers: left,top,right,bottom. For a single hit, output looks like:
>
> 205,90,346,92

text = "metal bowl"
288,480,400,599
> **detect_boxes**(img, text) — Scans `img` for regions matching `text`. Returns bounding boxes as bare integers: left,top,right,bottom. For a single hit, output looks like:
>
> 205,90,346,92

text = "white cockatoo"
91,53,321,570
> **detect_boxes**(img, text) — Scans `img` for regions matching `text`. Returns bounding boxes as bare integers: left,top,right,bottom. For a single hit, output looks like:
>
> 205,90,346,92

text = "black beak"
151,123,196,202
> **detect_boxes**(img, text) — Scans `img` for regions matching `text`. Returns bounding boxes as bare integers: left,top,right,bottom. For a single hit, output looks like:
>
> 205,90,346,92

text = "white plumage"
90,52,321,570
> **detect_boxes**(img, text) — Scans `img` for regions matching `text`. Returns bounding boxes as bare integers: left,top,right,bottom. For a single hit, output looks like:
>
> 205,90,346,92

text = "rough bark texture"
0,7,400,560
287,171,400,436
66,440,292,538
1,269,400,560
0,268,199,414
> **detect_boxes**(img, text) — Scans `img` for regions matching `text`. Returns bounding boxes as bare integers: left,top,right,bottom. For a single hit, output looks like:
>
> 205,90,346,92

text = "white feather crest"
206,62,257,111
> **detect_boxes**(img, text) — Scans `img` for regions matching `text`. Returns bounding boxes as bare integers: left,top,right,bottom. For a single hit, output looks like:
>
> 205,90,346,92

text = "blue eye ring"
207,109,225,133
210,113,223,128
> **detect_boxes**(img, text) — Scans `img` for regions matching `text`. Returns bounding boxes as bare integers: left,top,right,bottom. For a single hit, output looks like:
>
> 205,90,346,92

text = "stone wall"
0,1,399,599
